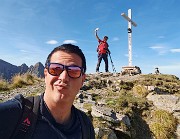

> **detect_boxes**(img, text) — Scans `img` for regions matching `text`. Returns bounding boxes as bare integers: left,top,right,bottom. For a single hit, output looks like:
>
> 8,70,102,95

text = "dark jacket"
0,94,95,139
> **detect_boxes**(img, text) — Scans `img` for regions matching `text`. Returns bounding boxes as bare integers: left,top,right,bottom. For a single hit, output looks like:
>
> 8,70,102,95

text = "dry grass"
10,74,28,88
150,110,177,139
83,103,93,111
133,85,148,97
0,79,9,91
0,74,42,91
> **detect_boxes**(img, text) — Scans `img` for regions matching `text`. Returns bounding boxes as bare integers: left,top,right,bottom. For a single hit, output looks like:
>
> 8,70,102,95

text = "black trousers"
96,53,108,72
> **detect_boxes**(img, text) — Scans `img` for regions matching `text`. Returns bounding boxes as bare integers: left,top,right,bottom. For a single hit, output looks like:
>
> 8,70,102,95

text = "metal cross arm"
121,13,137,27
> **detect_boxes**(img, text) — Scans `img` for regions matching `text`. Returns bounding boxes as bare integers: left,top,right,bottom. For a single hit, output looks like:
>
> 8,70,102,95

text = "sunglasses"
46,63,84,78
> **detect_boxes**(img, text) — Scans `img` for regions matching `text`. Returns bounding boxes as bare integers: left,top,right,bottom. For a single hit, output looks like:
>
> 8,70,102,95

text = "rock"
95,128,118,139
91,105,131,125
146,93,180,116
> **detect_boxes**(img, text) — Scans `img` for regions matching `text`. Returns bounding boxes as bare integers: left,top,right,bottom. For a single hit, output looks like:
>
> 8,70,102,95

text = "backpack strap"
97,41,109,54
75,107,95,139
12,95,41,139
28,96,41,138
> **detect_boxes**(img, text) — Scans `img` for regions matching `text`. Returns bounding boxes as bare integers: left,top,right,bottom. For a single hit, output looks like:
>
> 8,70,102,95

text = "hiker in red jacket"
95,28,110,72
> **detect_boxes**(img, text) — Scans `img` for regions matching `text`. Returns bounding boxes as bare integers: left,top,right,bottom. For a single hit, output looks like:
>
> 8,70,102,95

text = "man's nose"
58,69,69,81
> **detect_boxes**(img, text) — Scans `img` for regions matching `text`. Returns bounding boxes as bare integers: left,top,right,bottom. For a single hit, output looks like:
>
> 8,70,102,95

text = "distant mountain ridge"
0,59,44,80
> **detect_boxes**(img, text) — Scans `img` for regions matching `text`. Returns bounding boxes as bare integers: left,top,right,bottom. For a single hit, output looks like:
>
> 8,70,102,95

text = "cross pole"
121,9,137,66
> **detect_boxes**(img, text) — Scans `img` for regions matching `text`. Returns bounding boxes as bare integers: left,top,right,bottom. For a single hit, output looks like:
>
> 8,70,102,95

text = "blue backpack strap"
11,95,40,139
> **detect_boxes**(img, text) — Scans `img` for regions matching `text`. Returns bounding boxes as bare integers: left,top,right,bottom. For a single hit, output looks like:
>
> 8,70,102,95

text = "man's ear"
44,68,48,77
81,74,86,85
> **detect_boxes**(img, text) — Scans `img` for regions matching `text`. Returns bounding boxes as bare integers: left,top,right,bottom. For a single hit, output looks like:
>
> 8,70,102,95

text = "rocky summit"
0,73,180,139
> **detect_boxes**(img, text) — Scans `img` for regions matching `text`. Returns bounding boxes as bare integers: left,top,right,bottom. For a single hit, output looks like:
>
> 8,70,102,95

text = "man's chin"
54,89,68,98
53,91,66,101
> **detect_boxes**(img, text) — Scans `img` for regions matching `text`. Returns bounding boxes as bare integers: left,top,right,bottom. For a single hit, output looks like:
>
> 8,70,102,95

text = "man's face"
103,37,108,42
44,51,85,105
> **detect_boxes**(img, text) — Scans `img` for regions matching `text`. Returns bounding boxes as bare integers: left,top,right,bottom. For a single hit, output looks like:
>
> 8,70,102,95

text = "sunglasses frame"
46,62,84,78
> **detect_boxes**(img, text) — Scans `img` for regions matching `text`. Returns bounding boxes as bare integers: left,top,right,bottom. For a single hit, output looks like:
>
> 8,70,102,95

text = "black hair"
104,36,108,39
45,44,86,73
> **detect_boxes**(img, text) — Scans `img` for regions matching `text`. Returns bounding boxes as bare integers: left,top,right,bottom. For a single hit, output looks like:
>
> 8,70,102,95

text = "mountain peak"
0,59,44,80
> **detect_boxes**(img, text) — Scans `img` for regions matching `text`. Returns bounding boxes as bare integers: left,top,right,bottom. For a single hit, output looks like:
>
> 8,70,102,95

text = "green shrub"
120,81,134,90
106,91,149,115
106,99,117,106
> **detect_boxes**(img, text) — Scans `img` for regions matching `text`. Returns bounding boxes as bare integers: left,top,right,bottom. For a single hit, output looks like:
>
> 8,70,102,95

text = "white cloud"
170,49,180,53
157,64,180,78
46,40,58,45
150,44,180,54
63,40,77,44
149,46,164,49
112,37,119,41
149,45,168,55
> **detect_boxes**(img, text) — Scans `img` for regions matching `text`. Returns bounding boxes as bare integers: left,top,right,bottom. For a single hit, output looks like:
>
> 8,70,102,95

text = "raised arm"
95,31,100,40
95,28,100,41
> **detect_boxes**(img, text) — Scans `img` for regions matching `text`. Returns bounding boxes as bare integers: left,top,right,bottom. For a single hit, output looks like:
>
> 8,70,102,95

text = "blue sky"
0,0,180,78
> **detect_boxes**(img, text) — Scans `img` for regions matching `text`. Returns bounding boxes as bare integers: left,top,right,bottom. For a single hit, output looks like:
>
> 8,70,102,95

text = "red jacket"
97,39,109,54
